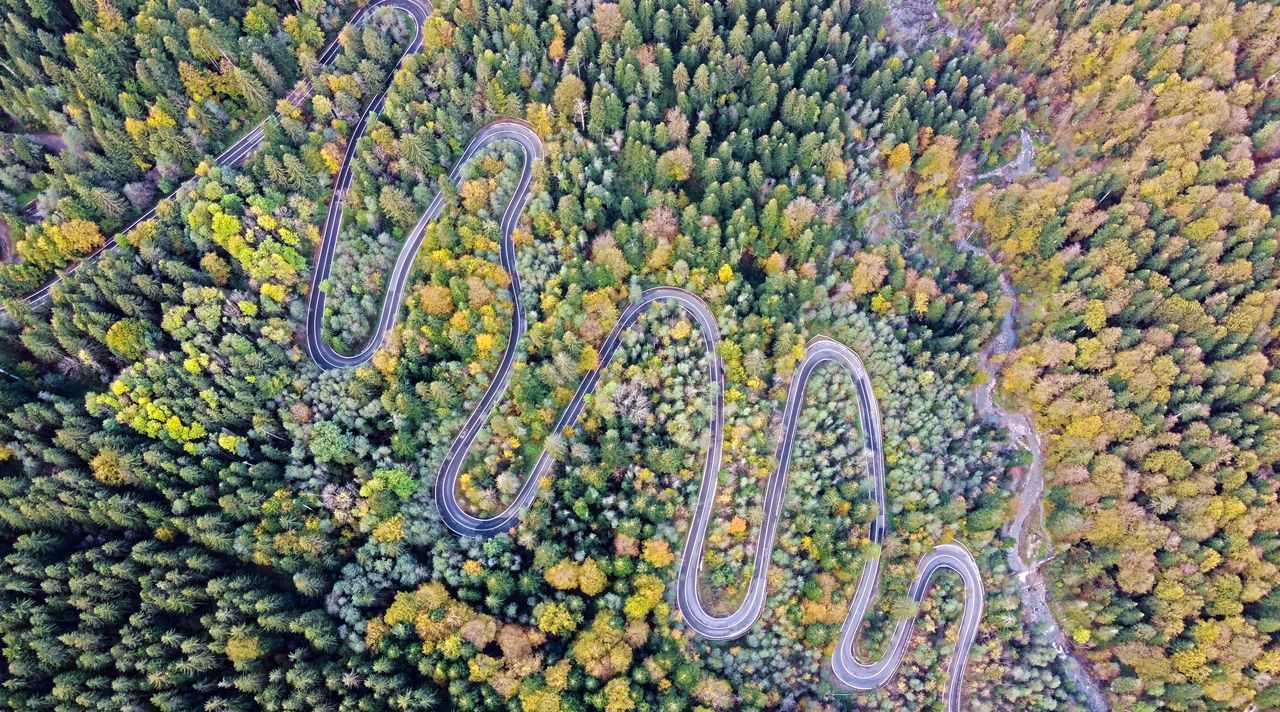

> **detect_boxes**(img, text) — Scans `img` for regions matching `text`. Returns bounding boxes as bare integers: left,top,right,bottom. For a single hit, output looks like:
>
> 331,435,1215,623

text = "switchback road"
13,3,987,708
301,18,984,702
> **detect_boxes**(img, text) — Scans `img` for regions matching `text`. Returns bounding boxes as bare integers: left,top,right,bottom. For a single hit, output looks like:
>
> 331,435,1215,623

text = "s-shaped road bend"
302,11,985,707
13,2,986,708
311,139,986,704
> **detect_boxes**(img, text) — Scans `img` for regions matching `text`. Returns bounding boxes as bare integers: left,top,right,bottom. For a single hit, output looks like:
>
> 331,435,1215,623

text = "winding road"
300,7,985,707
12,2,987,708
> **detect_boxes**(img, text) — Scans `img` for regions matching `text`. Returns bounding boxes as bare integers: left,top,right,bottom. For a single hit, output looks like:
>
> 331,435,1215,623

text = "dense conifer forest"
1,0,1277,710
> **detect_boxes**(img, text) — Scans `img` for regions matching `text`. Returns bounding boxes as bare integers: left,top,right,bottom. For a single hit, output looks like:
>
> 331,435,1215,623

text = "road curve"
6,0,430,309
13,2,986,706
303,42,984,711
304,121,538,369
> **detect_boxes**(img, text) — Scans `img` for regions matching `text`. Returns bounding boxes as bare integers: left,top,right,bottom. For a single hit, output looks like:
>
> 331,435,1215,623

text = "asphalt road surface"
11,2,986,707
303,77,984,708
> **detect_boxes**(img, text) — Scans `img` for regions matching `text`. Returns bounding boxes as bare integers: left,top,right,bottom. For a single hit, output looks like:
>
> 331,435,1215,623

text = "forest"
940,0,1280,709
2,0,1276,710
